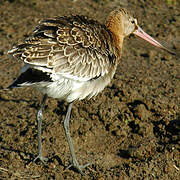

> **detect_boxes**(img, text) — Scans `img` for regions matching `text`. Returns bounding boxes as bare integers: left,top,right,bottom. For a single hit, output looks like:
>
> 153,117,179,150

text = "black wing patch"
8,68,52,89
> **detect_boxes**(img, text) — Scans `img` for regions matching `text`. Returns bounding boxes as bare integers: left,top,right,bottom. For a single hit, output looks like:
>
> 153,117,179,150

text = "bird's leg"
34,94,48,164
64,103,90,175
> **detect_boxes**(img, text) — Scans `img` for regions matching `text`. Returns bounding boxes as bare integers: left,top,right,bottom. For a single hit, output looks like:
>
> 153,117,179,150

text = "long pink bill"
133,26,175,55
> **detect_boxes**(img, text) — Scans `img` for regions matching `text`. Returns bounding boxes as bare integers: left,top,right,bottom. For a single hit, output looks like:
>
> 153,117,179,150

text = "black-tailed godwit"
7,8,174,174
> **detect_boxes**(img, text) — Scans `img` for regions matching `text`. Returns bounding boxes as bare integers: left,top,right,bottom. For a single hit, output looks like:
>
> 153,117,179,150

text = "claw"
34,154,48,165
66,159,91,175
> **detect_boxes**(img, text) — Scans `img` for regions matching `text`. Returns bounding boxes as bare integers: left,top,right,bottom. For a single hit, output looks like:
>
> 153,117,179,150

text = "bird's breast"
35,66,116,103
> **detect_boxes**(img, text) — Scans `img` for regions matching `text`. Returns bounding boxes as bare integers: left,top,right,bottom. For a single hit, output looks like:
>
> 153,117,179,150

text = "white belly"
35,72,114,103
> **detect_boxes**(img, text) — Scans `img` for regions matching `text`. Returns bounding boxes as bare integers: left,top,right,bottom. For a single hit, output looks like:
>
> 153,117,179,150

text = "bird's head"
105,8,137,37
105,8,175,55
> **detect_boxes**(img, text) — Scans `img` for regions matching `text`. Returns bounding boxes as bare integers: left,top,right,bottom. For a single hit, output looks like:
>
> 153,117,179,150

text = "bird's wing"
8,16,116,81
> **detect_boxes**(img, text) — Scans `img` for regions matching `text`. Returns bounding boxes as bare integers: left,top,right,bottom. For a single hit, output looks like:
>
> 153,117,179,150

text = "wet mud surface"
0,0,179,179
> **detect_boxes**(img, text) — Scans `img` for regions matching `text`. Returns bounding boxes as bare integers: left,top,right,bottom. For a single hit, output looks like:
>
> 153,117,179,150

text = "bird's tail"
6,78,22,89
1,63,30,91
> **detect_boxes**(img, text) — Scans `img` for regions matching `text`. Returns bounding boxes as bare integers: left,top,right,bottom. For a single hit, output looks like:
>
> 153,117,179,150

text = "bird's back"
8,15,118,102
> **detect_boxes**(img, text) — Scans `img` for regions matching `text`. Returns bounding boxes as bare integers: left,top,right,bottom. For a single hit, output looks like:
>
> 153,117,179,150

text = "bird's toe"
34,154,48,165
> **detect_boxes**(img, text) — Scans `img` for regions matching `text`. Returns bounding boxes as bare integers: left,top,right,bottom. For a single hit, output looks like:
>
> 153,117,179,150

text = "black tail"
7,68,52,89
7,78,21,89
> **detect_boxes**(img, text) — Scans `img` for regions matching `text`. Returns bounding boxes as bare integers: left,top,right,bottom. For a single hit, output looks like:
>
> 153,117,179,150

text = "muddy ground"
0,0,179,179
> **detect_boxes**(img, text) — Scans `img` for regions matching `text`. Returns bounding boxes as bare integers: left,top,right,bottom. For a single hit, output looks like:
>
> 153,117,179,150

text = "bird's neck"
105,18,124,58
112,34,124,57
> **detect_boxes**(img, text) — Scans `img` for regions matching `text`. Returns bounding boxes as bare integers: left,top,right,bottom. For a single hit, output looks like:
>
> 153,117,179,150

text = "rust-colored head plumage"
105,8,173,54
105,8,137,37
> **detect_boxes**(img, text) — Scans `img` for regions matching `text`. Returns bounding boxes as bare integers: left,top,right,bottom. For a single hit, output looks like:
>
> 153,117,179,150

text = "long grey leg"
64,103,90,175
34,94,48,164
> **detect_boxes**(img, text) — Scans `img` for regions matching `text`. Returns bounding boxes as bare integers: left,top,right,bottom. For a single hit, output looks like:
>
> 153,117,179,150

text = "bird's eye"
131,20,135,24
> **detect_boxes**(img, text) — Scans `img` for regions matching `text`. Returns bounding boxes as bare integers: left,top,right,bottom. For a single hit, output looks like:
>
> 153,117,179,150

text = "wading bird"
7,8,173,174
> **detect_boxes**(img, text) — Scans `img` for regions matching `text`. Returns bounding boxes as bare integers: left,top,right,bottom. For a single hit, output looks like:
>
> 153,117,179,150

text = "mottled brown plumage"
9,14,122,102
7,8,172,175
10,15,117,79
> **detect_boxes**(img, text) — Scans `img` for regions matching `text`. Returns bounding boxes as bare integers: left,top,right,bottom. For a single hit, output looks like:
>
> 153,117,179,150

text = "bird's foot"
34,154,48,165
66,158,91,175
